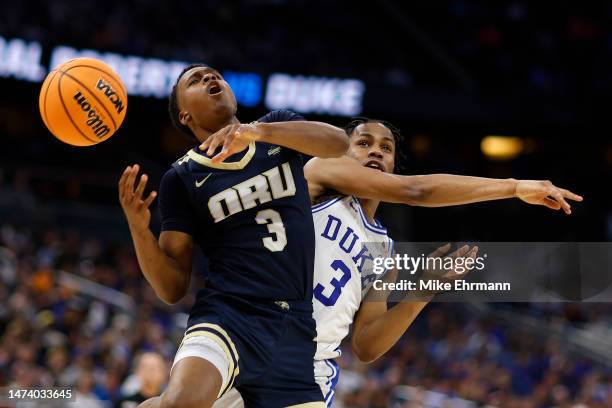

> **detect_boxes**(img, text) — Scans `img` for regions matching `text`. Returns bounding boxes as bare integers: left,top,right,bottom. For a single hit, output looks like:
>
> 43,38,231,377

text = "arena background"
0,1,611,407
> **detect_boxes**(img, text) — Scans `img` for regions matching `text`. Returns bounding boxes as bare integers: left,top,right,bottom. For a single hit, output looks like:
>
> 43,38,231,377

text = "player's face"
177,66,237,132
347,123,396,173
137,353,168,387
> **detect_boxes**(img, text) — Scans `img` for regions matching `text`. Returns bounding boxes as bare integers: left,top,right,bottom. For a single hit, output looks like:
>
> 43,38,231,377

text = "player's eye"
381,145,393,152
188,77,200,86
357,140,369,147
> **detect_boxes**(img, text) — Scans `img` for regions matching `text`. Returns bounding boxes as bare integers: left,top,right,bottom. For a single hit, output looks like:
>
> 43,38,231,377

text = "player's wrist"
509,178,519,198
127,220,151,237
252,122,272,142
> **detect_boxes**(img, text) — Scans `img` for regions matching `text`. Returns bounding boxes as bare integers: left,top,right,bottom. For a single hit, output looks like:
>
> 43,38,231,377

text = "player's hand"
199,123,264,163
515,180,583,215
118,164,157,232
424,243,479,280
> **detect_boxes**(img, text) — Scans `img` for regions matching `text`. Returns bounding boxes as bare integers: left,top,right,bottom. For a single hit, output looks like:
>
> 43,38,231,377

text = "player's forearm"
129,226,189,304
258,121,348,158
352,301,428,363
404,174,518,207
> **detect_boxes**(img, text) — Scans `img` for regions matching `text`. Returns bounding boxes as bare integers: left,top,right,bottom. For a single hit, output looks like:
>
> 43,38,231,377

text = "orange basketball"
39,57,128,146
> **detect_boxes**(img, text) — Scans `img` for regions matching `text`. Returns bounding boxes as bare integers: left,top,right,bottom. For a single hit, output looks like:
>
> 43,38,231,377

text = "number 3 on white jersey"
255,209,287,252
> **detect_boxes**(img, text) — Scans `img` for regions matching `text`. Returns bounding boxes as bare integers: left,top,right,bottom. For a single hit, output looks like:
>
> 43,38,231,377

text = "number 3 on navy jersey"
255,209,287,252
313,259,351,306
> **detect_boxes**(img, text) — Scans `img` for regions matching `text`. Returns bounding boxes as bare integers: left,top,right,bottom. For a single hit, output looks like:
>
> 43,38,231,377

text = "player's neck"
359,198,379,222
195,116,240,142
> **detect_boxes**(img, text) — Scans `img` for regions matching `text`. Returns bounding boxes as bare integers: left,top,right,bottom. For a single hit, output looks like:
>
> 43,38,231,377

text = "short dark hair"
168,63,208,139
344,117,407,174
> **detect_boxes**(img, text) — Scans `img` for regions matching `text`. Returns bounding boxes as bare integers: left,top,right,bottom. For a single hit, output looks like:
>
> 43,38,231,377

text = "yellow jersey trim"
186,142,256,170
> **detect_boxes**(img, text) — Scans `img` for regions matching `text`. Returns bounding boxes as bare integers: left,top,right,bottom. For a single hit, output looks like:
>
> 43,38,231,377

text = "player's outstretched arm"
351,244,477,363
305,156,583,214
119,165,193,305
199,121,349,163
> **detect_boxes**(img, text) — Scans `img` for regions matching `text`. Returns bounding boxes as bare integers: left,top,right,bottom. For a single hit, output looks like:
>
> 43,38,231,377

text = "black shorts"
182,289,324,408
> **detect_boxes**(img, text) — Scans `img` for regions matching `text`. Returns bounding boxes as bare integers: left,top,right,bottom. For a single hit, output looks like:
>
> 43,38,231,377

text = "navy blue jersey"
158,110,315,301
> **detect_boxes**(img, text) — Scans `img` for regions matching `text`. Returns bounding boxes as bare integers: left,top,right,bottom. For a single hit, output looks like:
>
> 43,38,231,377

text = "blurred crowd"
0,214,610,407
335,305,612,407
3,0,612,95
0,218,198,407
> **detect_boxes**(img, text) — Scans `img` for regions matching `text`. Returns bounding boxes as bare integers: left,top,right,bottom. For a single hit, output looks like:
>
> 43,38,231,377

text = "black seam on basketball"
64,64,128,100
59,70,118,130
57,71,99,144
42,70,59,134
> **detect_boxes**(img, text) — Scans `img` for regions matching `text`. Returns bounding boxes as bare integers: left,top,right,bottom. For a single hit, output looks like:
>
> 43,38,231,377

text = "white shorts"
314,359,340,408
213,387,244,408
172,324,240,399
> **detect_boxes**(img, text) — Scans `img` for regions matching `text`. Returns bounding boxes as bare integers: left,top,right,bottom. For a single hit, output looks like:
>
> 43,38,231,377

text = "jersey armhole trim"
312,196,343,213
352,197,388,234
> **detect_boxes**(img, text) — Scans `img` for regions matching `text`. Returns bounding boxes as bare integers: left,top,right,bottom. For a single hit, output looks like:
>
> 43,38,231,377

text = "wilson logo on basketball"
96,78,125,114
73,91,111,138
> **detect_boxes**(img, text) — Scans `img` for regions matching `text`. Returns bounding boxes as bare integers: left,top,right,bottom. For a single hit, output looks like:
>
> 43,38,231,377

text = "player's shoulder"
172,147,197,168
257,109,305,123
159,166,184,194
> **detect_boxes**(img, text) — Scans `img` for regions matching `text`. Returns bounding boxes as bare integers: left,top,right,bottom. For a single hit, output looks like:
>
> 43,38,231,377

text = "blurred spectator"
115,352,168,408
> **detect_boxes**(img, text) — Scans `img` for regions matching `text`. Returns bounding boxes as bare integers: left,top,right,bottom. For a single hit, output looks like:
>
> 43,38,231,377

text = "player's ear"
179,110,190,126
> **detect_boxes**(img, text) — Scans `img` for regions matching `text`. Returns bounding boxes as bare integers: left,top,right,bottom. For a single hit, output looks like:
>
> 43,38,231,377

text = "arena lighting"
481,135,524,160
0,35,365,115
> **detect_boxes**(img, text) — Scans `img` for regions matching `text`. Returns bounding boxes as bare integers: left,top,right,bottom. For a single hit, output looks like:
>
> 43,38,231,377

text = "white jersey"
311,195,393,361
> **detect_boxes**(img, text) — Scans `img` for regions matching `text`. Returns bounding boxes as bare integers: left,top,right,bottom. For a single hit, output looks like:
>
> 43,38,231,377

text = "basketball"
38,57,128,146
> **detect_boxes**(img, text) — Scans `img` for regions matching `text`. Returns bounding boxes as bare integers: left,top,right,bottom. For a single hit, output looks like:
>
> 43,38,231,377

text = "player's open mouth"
365,160,385,172
208,83,223,95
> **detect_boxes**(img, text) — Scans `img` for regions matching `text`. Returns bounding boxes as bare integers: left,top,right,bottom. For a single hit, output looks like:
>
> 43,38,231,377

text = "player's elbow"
157,287,187,305
352,343,380,363
351,337,381,363
317,129,349,158
400,179,432,205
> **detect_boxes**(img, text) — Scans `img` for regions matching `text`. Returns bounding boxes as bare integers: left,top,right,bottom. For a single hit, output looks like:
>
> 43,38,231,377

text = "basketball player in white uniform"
216,117,582,407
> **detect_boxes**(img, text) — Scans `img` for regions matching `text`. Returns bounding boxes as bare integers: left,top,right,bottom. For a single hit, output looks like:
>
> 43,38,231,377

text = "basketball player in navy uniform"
118,64,348,408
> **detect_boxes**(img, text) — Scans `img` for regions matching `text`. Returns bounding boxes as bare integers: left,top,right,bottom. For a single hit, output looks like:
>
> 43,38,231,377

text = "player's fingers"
429,243,451,258
449,244,470,259
541,197,561,210
143,190,157,208
550,190,571,214
118,166,131,200
206,134,223,157
465,246,479,263
214,130,237,161
200,137,211,152
125,164,139,203
134,174,148,200
212,146,231,163
560,188,583,202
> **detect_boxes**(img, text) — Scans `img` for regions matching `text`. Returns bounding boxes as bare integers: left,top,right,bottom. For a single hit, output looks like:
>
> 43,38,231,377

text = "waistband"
195,288,314,316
